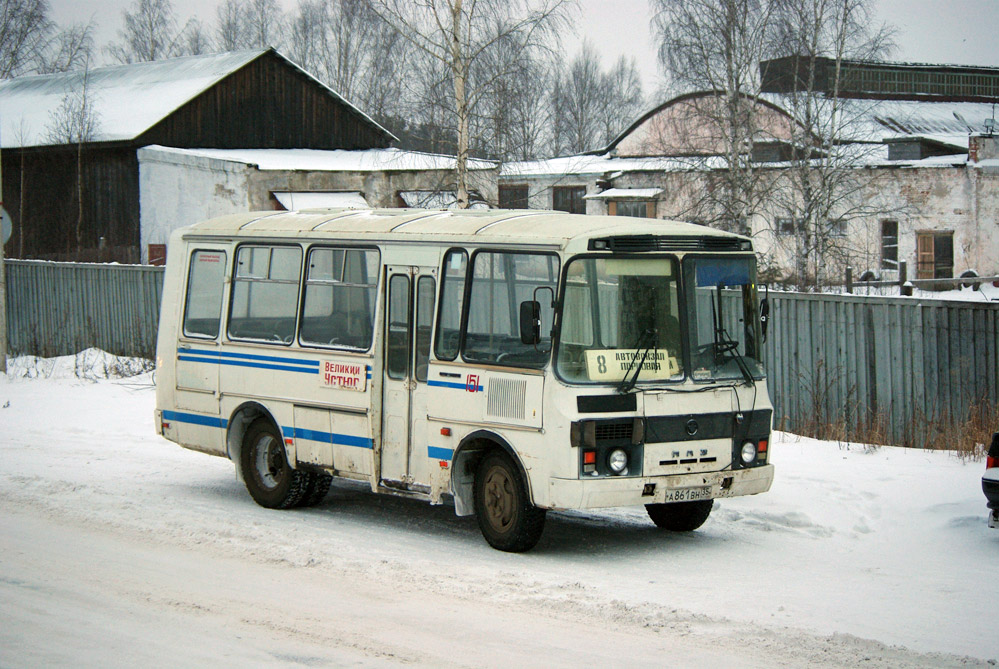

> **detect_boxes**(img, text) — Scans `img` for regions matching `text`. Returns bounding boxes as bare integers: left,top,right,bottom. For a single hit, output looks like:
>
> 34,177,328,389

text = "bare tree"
288,0,408,119
177,17,212,56
215,0,249,51
45,66,101,257
241,0,285,49
651,0,777,234
550,43,644,155
105,0,182,64
765,0,896,287
37,22,94,73
370,0,572,208
0,0,53,78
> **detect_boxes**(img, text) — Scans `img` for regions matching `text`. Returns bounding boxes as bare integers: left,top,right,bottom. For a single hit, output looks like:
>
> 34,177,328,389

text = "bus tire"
473,451,546,552
241,417,309,509
645,499,713,531
297,472,333,507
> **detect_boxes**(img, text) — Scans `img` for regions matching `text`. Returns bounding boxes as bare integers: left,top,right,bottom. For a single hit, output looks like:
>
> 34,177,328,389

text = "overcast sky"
49,0,999,94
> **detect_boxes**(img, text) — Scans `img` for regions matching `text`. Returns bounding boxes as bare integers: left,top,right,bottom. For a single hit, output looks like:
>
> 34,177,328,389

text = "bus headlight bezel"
608,448,628,474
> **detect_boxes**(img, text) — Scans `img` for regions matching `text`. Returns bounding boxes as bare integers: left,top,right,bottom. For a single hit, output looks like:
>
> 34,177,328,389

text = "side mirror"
519,300,541,345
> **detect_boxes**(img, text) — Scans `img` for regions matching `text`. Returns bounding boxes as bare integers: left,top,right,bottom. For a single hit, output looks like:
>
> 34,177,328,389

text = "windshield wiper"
617,327,657,394
708,289,754,386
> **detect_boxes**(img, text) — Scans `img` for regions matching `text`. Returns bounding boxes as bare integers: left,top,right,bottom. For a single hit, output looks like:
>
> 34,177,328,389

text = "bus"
154,208,774,552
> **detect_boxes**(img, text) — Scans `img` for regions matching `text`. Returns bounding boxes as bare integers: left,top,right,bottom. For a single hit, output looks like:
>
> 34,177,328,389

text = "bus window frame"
226,242,305,347
296,244,381,353
551,252,689,387
434,247,470,362
459,247,561,370
181,248,228,341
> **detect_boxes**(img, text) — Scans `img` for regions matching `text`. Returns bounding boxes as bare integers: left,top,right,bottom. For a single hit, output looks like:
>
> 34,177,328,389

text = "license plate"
663,486,712,503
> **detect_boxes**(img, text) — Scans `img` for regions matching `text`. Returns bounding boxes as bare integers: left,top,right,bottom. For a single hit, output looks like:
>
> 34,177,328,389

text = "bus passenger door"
380,266,436,488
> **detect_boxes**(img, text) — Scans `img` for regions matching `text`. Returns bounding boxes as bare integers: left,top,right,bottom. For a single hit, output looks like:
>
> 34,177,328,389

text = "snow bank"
4,348,153,381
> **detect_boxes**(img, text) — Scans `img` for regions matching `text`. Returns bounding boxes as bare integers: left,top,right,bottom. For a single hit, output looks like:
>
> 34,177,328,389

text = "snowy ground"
1,352,996,667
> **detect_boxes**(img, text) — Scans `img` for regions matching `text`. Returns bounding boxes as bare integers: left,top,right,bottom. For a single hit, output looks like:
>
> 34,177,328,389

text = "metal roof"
0,48,393,149
181,208,738,250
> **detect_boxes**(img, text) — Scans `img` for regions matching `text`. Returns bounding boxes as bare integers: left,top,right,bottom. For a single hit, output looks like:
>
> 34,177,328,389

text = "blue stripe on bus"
178,355,320,374
285,426,374,450
428,446,454,461
162,410,228,429
427,379,484,392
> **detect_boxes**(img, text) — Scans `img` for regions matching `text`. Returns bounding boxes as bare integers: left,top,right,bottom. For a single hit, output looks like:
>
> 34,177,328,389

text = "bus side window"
228,245,302,345
182,250,227,339
434,249,468,361
300,247,379,350
415,276,436,382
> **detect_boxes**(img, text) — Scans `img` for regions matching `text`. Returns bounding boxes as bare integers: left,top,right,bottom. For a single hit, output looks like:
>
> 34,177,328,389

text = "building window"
881,220,898,270
553,186,586,214
776,217,798,234
916,231,954,279
499,185,529,209
610,200,653,218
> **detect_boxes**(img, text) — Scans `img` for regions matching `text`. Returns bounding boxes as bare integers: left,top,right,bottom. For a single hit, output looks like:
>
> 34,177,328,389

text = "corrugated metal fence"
4,260,997,445
764,292,999,446
4,260,164,359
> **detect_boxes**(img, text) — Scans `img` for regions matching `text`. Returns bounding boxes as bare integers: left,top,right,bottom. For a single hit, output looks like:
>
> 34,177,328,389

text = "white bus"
155,208,774,551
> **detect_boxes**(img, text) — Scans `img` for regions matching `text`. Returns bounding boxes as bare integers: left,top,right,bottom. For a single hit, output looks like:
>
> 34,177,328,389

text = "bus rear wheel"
646,499,714,531
473,451,546,552
241,418,309,509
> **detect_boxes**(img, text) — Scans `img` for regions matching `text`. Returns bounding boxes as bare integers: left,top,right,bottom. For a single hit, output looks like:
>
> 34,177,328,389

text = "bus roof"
181,208,749,251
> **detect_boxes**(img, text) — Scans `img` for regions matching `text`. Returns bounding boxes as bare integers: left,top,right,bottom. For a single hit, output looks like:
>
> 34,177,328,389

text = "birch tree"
45,67,101,257
651,0,777,234
105,0,182,63
0,0,52,78
766,0,896,287
369,0,571,208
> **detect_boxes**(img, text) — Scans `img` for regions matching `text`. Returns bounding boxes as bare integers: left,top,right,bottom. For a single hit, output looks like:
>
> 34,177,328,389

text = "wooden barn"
0,48,395,263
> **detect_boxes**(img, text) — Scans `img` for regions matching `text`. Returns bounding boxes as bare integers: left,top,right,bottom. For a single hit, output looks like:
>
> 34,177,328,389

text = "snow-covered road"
1,361,995,666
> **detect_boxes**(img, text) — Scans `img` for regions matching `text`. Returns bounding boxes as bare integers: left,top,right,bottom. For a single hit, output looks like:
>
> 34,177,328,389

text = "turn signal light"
583,450,597,465
758,439,768,453
440,427,452,437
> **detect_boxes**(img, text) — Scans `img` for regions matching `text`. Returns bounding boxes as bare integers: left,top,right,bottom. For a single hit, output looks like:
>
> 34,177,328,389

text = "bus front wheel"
473,451,546,552
241,417,309,509
646,499,714,531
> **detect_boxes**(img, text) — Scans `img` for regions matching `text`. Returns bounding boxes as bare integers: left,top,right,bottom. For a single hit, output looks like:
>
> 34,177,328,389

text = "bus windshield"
556,257,683,385
683,256,764,382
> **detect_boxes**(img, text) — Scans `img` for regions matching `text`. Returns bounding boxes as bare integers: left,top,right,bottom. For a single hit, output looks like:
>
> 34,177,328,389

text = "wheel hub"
483,466,515,531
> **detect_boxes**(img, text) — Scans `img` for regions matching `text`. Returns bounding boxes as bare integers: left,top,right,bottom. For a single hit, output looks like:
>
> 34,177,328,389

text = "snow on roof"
501,154,720,178
583,188,663,200
142,145,497,172
273,191,369,209
0,48,393,149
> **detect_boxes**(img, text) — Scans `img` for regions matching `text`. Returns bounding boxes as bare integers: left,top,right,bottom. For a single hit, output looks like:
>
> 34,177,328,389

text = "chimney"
969,133,999,164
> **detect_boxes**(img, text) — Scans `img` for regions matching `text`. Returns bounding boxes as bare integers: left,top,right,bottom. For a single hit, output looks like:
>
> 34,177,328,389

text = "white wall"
138,146,251,264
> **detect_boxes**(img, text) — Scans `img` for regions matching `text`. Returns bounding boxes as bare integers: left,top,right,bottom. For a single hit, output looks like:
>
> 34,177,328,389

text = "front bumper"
546,464,774,510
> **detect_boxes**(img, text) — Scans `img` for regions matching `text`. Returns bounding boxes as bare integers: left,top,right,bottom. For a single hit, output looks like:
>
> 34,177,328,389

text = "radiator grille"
486,378,527,419
595,421,633,441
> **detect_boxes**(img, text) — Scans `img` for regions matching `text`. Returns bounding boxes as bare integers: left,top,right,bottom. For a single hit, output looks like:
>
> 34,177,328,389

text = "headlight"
741,440,757,464
608,448,628,474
